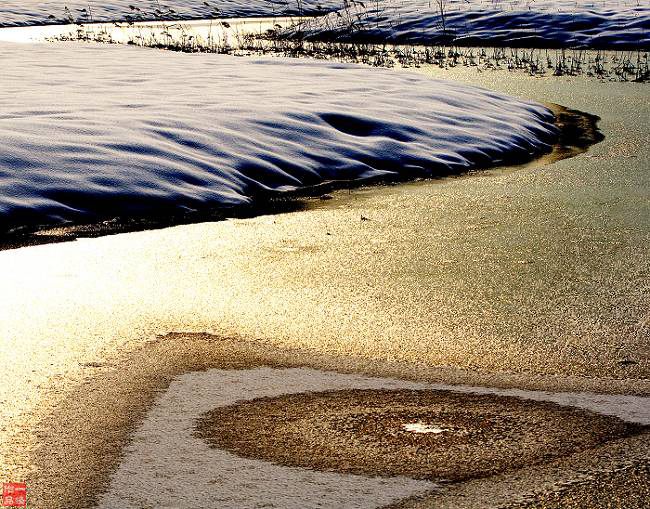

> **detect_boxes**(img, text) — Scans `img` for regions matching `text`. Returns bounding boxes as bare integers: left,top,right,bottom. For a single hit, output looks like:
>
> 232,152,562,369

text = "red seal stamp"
2,483,26,507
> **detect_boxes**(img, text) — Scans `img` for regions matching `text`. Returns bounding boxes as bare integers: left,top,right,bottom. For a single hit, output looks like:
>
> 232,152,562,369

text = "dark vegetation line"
3,1,648,79
55,20,650,82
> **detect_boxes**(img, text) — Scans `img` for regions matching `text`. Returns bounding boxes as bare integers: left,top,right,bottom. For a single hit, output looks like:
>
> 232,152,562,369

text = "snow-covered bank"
3,0,649,50
287,0,650,50
0,42,557,234
0,0,340,27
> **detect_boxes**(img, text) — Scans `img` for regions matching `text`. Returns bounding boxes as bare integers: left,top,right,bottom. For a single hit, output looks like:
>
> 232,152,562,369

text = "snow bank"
0,0,342,27
2,0,648,49
2,0,647,49
0,42,557,233
289,0,650,50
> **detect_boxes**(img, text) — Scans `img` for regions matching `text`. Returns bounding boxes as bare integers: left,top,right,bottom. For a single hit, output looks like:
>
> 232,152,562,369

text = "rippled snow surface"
1,0,647,48
0,0,344,26
0,42,557,233
292,0,650,49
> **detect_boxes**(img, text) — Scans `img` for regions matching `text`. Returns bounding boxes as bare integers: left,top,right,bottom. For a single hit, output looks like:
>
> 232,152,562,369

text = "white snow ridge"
289,0,650,50
0,42,557,233
0,0,344,27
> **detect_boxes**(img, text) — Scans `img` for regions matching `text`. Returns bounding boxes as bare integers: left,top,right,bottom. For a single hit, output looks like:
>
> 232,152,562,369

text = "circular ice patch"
195,388,640,481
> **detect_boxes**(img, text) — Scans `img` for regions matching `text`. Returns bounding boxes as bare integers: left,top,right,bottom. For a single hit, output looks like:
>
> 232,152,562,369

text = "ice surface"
97,368,438,509
289,0,650,50
0,42,557,233
98,367,650,508
0,0,342,27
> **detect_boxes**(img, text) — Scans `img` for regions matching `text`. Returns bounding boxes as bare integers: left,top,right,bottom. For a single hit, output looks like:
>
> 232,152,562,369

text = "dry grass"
51,18,650,81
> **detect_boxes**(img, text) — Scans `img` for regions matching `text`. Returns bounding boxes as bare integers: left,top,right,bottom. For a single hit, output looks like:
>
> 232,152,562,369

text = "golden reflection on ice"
0,50,648,490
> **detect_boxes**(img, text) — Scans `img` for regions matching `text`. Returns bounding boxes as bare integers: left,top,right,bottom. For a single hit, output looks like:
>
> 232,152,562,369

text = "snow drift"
0,42,558,233
0,0,342,27
2,0,647,49
288,0,650,50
